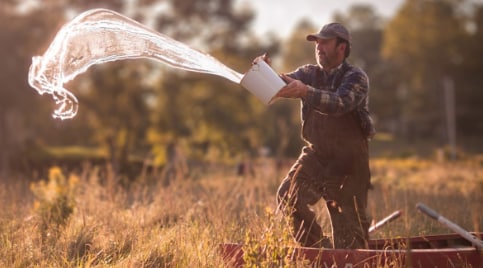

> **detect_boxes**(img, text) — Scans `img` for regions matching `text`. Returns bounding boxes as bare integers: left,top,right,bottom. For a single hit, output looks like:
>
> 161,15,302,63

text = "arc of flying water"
28,8,244,120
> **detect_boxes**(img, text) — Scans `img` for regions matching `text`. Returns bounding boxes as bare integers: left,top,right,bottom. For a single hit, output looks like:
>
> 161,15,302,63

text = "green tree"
0,0,134,177
382,0,464,139
0,3,66,177
333,4,402,136
73,62,153,174
144,0,283,163
453,4,483,137
280,19,317,72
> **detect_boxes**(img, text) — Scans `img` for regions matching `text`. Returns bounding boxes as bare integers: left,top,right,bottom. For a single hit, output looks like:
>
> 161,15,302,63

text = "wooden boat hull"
221,233,482,267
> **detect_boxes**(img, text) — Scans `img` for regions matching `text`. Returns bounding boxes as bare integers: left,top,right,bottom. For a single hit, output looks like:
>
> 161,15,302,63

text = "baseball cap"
306,22,351,43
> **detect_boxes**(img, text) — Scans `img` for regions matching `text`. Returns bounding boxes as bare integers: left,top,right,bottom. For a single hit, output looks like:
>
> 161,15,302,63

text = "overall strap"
333,62,370,139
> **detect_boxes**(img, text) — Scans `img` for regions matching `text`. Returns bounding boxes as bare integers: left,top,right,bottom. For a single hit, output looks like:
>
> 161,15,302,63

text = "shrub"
30,166,78,247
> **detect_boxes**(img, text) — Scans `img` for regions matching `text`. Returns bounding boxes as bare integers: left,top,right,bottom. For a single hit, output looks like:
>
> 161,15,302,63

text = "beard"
316,53,330,69
316,50,339,70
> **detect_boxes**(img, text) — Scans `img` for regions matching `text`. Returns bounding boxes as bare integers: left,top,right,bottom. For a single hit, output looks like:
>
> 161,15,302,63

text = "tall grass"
0,156,481,267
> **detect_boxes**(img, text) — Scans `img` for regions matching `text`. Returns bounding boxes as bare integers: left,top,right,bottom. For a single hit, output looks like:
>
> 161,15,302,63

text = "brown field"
0,156,482,267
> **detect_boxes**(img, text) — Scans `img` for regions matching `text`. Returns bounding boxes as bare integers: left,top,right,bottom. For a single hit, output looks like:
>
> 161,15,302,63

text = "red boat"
221,232,482,267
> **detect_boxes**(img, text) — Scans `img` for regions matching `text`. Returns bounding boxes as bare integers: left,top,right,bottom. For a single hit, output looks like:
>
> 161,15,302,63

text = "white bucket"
240,60,286,105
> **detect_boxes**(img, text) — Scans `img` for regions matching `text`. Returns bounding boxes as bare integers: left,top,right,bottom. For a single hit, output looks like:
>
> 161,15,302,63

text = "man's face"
314,38,345,70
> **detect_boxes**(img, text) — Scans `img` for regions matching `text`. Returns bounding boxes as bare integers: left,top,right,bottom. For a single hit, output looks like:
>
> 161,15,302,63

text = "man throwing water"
255,22,375,249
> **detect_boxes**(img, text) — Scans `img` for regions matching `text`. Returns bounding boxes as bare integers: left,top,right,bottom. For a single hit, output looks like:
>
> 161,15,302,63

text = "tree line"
0,0,482,177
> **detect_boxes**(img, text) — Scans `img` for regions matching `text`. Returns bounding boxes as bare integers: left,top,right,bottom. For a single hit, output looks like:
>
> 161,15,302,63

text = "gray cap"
306,22,351,43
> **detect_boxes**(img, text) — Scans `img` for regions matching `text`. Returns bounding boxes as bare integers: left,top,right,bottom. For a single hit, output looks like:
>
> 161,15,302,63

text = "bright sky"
236,0,405,37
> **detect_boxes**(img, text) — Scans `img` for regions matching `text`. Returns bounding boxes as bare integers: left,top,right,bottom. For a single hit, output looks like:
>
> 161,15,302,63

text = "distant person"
236,156,256,178
253,22,375,249
161,141,188,186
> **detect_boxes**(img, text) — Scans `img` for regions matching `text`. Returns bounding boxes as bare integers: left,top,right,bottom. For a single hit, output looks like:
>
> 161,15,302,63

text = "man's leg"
277,156,331,248
327,177,370,249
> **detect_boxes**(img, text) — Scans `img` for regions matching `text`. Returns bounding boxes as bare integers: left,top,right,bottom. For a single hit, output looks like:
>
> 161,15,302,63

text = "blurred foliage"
30,166,78,248
0,0,482,177
383,0,463,138
243,207,297,267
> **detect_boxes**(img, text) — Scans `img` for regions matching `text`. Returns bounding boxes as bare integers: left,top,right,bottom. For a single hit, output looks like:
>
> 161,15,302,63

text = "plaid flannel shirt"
287,61,376,140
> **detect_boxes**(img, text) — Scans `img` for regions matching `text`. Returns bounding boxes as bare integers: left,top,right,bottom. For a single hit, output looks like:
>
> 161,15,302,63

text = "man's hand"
276,74,308,99
252,53,271,65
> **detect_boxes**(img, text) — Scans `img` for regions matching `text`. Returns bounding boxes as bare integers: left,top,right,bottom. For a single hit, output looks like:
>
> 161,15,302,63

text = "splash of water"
28,8,244,119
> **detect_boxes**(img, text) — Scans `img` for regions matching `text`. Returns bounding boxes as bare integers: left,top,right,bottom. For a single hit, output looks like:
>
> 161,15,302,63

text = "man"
256,22,375,249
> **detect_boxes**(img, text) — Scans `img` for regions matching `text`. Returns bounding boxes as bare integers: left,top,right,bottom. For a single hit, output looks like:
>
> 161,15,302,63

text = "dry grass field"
0,156,481,267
